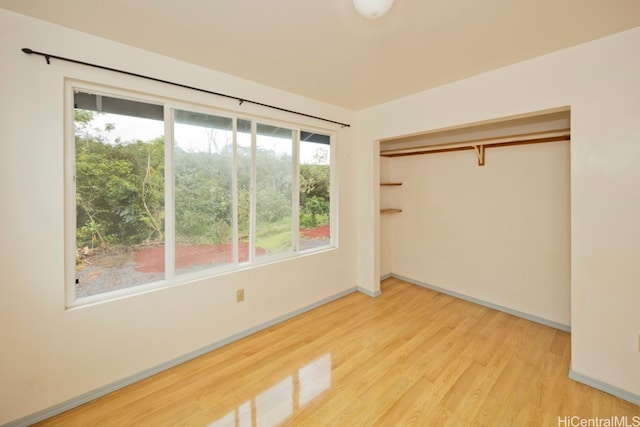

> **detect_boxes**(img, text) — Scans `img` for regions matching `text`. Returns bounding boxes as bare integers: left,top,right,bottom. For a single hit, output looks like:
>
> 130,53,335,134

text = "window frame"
65,80,336,308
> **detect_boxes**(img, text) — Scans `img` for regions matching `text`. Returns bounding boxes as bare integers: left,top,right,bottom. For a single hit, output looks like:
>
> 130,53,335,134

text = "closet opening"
378,107,572,330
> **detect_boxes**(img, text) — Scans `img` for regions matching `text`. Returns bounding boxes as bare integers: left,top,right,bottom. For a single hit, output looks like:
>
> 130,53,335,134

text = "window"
255,124,294,257
73,93,166,298
68,83,333,306
173,110,234,274
299,132,331,250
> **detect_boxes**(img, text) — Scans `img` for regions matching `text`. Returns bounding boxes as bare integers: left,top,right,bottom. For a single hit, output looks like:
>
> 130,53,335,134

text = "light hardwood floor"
36,278,639,426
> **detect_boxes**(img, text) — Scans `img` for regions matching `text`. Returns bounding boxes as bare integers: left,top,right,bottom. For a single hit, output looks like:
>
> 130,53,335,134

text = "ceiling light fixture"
353,0,394,19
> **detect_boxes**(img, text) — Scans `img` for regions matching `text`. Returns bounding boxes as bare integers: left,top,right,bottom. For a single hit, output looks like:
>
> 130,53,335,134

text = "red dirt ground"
300,224,330,239
133,242,263,273
133,225,329,273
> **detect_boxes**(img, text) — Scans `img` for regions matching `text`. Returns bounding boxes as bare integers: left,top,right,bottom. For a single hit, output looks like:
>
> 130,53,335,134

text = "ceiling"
1,0,639,109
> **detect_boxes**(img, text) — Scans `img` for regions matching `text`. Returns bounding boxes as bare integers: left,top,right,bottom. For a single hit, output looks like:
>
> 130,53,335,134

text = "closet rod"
380,130,570,158
21,48,351,128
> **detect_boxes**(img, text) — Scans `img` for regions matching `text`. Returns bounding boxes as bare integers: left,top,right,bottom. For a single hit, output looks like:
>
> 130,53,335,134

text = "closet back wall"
381,140,570,326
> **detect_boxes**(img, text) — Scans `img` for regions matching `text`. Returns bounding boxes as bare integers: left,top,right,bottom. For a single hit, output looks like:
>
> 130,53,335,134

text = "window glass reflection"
207,354,332,426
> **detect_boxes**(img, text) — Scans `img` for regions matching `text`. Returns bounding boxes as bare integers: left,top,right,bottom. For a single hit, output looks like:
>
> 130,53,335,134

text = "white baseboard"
356,286,381,297
569,368,640,406
2,287,357,427
387,273,571,332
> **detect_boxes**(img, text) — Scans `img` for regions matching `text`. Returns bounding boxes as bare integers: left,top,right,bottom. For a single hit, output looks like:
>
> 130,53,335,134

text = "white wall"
379,156,394,277
382,141,571,326
357,26,640,399
0,10,357,425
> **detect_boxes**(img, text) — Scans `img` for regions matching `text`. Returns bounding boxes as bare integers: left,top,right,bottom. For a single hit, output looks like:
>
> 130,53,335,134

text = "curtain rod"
21,48,351,128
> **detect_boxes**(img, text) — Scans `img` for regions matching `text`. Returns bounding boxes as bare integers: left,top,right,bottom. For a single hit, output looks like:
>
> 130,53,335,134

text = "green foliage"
74,110,332,254
75,111,164,248
256,216,293,252
299,164,330,229
174,145,233,245
78,220,104,248
300,196,329,228
74,109,93,126
256,148,293,224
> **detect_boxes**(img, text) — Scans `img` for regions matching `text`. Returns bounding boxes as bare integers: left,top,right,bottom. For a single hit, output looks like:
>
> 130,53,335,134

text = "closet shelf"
381,181,402,214
379,129,570,166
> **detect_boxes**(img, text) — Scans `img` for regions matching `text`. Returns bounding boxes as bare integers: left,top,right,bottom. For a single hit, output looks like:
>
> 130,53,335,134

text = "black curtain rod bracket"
21,47,350,128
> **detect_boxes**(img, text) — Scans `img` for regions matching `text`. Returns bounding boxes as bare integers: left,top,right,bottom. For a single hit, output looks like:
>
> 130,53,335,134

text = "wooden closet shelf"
379,129,570,167
380,208,403,214
380,182,403,186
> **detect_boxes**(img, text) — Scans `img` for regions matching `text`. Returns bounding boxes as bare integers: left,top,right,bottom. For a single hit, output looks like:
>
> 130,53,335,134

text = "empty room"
0,1,639,426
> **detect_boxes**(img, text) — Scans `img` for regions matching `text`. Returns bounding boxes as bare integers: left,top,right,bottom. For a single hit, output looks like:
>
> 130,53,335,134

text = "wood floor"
37,278,639,426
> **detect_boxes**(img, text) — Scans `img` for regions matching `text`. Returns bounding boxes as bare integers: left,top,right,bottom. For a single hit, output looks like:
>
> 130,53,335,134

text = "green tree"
174,145,233,244
299,163,330,228
75,110,164,248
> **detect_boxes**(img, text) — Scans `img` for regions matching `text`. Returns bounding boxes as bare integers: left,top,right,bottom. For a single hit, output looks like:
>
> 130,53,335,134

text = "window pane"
174,110,234,274
237,119,252,262
255,124,293,257
299,132,331,250
74,92,165,298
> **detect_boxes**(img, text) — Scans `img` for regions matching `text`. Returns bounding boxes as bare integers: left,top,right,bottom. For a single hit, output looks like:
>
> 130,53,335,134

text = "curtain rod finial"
22,48,34,54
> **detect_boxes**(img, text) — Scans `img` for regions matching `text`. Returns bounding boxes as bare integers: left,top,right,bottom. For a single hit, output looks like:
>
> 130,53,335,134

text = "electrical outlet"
236,289,245,303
